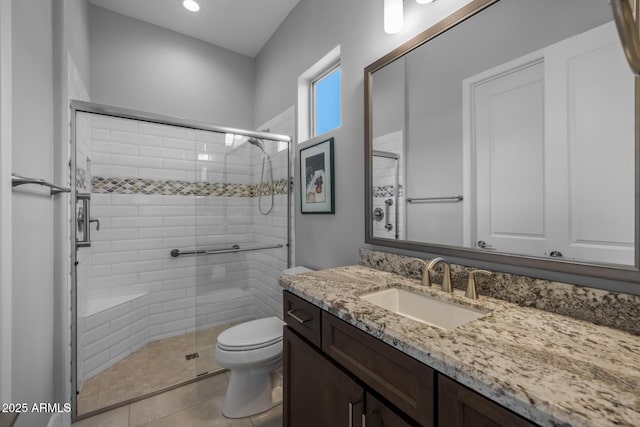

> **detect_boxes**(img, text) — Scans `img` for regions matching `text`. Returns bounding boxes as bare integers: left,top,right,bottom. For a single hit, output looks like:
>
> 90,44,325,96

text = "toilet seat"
217,317,284,351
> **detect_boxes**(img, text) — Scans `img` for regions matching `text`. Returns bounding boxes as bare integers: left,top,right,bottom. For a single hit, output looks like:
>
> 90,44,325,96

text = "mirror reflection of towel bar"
407,195,463,203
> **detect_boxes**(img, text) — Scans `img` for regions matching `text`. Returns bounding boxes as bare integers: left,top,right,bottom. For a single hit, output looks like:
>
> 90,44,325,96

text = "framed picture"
300,137,335,214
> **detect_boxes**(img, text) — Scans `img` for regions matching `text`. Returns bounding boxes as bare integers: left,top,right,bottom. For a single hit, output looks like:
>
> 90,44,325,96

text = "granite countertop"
280,265,640,427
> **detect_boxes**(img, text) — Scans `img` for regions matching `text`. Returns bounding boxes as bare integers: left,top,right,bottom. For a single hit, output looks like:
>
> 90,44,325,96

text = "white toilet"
215,266,313,418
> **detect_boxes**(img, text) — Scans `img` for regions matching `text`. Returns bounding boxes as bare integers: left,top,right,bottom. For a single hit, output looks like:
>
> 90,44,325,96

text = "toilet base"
222,366,282,418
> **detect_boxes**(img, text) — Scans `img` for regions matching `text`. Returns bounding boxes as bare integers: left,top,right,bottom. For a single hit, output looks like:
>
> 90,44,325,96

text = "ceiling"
89,0,300,57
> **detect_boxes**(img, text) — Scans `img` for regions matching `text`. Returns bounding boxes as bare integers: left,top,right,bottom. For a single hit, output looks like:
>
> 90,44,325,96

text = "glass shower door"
194,133,290,377
73,109,200,416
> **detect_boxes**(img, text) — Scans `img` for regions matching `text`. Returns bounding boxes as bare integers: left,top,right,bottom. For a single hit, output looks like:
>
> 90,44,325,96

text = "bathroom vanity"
280,265,640,427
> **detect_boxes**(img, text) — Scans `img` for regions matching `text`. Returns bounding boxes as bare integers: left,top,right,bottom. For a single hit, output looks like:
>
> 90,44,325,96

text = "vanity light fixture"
384,0,403,34
182,0,200,12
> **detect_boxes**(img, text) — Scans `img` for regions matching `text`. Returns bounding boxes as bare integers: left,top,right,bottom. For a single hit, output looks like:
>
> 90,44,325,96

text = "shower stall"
70,101,291,418
371,131,405,240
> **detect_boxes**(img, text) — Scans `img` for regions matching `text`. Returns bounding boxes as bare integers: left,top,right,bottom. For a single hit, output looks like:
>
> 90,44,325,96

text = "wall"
0,0,12,407
89,5,255,129
11,1,55,426
254,0,476,269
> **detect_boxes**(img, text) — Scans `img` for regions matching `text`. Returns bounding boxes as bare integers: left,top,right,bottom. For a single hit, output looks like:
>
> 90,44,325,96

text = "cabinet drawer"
322,312,435,427
283,291,321,348
438,375,537,427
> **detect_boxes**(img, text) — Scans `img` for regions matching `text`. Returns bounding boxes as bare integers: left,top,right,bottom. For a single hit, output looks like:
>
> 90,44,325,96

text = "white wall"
0,0,12,408
254,0,476,269
12,1,55,425
89,5,255,129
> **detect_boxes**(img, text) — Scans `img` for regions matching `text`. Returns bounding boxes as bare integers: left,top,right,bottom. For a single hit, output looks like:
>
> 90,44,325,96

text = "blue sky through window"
315,68,341,135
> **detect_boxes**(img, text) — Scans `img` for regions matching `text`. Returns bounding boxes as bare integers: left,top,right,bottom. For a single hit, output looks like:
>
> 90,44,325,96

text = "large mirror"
365,0,640,282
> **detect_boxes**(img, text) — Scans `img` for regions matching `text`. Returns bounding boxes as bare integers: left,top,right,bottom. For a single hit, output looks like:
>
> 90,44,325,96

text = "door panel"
473,60,547,256
545,22,635,264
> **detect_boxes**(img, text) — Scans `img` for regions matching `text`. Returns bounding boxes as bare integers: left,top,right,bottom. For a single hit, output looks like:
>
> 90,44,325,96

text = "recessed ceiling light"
183,0,200,12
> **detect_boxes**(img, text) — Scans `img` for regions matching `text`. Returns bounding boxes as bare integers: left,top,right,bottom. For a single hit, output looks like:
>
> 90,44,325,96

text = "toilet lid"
217,317,284,351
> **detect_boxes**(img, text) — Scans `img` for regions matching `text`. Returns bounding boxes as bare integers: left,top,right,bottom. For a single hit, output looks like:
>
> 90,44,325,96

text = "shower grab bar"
11,172,71,195
407,195,463,203
170,243,284,258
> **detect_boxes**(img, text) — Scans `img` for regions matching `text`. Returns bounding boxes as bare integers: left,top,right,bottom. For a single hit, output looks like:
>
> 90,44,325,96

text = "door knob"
477,240,495,250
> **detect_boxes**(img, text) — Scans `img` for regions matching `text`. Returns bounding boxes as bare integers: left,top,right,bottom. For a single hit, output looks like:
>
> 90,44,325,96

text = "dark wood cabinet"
284,291,322,348
365,392,417,427
438,375,536,427
322,311,434,426
283,326,363,427
283,291,539,427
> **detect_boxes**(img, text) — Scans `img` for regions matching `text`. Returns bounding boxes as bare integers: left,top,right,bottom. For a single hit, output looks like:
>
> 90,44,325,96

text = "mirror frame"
364,0,640,283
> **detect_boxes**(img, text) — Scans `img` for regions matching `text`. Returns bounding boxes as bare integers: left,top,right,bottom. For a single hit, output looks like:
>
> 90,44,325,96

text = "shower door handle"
76,193,92,248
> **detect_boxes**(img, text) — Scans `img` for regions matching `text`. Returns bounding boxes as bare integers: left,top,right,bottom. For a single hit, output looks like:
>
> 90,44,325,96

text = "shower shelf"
170,243,285,258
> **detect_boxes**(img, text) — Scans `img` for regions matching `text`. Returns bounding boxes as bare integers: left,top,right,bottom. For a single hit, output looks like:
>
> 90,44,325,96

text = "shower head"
247,137,265,151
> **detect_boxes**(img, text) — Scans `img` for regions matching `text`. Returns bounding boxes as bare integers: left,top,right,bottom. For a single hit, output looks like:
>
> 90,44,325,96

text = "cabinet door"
322,312,434,426
284,326,364,427
364,392,416,427
438,375,536,427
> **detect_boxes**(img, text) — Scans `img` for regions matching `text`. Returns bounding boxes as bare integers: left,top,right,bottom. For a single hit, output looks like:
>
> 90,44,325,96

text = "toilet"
215,266,313,418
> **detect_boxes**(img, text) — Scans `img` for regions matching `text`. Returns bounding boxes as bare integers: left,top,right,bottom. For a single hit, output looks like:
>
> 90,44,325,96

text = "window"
297,45,341,142
312,65,341,136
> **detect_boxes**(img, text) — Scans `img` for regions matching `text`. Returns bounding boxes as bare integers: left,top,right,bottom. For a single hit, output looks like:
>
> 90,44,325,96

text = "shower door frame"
69,100,292,421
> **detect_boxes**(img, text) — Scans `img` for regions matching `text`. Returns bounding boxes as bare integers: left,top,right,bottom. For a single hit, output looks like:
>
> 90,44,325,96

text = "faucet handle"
465,269,492,299
406,258,430,285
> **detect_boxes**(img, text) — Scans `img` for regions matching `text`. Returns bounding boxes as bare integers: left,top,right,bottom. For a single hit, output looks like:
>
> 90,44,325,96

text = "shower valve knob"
373,208,384,221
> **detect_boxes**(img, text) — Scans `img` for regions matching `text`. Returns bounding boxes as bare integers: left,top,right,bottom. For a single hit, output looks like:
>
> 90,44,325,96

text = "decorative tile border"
360,248,640,336
373,184,403,198
92,177,288,197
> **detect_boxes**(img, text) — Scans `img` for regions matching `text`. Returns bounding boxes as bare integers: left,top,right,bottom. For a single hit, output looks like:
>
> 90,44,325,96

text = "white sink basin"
360,287,486,330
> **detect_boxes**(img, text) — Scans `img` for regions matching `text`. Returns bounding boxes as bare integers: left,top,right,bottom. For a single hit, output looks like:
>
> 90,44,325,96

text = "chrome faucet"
424,257,453,292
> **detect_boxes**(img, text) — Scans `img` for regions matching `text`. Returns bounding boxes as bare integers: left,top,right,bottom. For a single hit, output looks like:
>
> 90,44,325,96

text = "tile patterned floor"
78,325,232,415
72,373,282,427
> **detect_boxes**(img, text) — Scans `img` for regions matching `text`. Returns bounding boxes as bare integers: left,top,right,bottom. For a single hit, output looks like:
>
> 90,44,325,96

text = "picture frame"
300,137,335,214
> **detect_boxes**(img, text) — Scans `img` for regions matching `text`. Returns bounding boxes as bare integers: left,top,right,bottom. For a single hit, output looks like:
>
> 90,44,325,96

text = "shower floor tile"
78,324,232,416
72,373,283,427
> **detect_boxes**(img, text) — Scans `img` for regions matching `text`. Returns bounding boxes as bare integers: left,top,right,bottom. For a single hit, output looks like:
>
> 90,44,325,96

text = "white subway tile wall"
77,109,293,387
372,131,405,240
